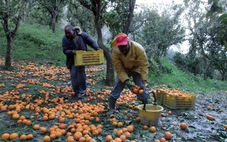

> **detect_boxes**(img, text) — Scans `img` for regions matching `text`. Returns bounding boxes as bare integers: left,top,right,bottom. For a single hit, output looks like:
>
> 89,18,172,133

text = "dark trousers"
70,65,87,94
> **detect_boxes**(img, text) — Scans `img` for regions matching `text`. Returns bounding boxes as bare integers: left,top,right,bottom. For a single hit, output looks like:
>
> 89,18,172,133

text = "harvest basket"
163,94,196,109
74,50,104,66
137,104,163,126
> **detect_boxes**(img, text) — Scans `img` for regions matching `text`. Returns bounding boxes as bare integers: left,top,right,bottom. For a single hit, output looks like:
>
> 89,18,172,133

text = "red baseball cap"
116,34,128,46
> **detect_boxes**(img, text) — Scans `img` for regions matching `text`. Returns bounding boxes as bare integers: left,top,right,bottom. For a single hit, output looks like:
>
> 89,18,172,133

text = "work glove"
124,80,134,90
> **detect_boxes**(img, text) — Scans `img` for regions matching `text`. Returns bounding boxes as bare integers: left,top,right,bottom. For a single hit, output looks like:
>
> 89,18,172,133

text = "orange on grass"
167,111,172,115
105,135,113,142
180,122,188,130
143,125,148,130
1,133,10,140
12,113,19,119
160,138,166,142
160,113,165,117
224,125,227,130
116,129,123,136
206,114,215,121
50,133,56,139
118,122,123,127
59,123,67,129
115,137,122,142
33,124,40,130
126,125,134,132
20,134,27,141
74,131,82,140
154,139,160,142
135,117,140,122
149,126,156,132
119,135,126,141
164,131,172,140
67,136,74,142
42,115,48,121
9,133,19,140
207,106,212,110
125,131,131,138
27,134,33,139
112,121,118,126
40,127,47,133
43,135,51,142
78,136,86,142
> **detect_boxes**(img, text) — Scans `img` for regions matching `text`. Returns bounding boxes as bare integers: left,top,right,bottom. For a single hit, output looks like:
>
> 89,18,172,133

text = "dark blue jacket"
62,31,99,69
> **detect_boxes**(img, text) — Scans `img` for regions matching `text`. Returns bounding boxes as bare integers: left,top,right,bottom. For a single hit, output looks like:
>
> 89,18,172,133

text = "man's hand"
124,80,134,90
73,50,76,55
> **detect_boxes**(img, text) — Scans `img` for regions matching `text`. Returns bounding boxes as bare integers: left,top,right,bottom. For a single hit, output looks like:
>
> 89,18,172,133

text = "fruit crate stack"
74,50,104,66
155,88,196,109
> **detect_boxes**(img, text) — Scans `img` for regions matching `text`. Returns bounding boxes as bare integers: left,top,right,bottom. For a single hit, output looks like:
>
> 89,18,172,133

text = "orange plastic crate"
163,93,196,109
74,50,104,66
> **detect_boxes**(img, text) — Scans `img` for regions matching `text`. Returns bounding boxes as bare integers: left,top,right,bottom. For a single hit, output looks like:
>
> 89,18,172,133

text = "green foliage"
0,23,65,66
148,58,226,93
135,4,185,57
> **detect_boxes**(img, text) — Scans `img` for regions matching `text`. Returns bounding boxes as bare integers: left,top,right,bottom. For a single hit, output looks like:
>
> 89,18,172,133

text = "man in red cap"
107,33,149,115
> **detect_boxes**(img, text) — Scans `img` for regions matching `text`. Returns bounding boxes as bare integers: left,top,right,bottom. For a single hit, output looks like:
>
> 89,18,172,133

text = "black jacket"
62,30,99,69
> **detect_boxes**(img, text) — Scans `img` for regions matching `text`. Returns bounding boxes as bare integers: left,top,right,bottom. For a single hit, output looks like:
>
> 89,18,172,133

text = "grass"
0,23,226,94
0,23,65,66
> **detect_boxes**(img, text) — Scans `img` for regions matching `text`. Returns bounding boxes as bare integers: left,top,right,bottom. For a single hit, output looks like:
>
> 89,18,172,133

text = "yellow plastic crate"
163,93,196,109
155,89,167,105
74,50,104,66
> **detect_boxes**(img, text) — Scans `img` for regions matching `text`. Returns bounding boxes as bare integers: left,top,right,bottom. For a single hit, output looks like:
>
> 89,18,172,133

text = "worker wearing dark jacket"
107,33,149,115
62,25,100,99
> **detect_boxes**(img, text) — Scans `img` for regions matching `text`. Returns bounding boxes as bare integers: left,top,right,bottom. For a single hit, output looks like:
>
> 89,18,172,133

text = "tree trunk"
5,35,13,69
50,13,57,33
94,0,115,86
203,59,210,80
124,0,136,34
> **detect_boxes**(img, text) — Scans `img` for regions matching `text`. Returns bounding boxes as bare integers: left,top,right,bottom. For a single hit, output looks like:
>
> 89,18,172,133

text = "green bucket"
137,104,163,126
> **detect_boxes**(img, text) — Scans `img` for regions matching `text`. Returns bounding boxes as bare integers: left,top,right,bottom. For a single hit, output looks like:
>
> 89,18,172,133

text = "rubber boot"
107,96,117,115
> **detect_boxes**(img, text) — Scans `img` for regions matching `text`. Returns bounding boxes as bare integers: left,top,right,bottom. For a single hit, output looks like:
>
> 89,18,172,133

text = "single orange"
180,122,188,130
20,134,27,141
143,125,148,130
105,135,113,142
207,106,212,110
149,126,156,132
164,131,172,140
43,135,51,142
160,138,166,142
33,124,40,130
9,133,19,140
1,133,10,140
138,89,144,94
127,125,134,132
206,114,215,121
74,132,82,140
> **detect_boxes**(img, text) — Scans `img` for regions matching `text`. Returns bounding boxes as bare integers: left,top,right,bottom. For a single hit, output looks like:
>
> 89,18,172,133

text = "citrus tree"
0,0,27,69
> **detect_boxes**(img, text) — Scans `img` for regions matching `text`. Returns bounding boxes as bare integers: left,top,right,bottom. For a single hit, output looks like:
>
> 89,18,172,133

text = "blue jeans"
70,65,87,94
110,71,148,101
